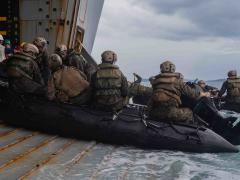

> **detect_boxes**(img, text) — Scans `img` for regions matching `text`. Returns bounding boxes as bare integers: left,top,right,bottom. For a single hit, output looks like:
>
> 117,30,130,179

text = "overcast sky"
92,0,240,81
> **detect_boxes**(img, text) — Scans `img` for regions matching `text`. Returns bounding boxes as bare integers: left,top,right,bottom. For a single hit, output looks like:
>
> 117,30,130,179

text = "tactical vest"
95,63,122,96
226,77,240,97
6,53,35,79
53,66,89,101
151,73,182,105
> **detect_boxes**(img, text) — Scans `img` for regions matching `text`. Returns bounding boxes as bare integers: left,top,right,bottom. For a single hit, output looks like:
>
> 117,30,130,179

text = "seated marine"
65,41,93,81
128,73,152,105
47,54,90,104
91,50,128,112
218,70,240,112
197,80,218,96
55,44,68,62
6,43,45,94
33,37,50,85
148,61,209,123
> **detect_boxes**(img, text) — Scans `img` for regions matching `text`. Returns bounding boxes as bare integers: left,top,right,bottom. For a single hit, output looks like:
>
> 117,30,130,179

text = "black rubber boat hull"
0,80,238,153
194,97,240,145
131,89,240,145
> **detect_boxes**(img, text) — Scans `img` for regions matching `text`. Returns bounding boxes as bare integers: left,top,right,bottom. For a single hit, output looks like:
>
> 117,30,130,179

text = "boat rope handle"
170,122,202,144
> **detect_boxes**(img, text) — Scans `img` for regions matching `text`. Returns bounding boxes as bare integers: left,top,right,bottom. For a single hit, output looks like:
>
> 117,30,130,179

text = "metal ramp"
0,120,120,180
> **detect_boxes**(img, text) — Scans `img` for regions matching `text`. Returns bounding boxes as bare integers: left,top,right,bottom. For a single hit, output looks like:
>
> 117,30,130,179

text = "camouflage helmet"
198,80,206,85
228,70,237,77
55,44,67,52
101,50,117,63
22,43,39,58
55,44,67,58
160,61,176,73
33,37,47,48
49,54,62,71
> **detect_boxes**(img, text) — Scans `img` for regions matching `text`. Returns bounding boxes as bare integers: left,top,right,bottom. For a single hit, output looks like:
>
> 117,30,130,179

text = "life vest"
52,66,89,101
151,73,183,105
95,63,122,96
6,53,36,79
227,77,240,98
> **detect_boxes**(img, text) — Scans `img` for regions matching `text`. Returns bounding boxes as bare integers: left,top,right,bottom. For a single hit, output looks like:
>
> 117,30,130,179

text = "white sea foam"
89,147,240,180
33,79,240,180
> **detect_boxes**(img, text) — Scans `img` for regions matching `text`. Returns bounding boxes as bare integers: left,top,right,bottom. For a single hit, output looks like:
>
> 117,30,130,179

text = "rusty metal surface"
0,120,159,180
0,123,115,180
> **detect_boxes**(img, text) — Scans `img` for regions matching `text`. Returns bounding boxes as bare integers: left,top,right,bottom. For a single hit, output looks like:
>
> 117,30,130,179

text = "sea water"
91,79,240,180
87,145,240,180
36,80,240,180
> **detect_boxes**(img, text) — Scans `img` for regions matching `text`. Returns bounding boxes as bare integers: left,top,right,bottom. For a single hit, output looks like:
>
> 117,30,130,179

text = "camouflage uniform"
48,66,90,104
218,71,240,112
128,73,152,97
65,49,93,81
129,82,152,105
128,83,152,97
55,44,67,61
149,61,200,123
91,63,128,112
35,49,50,85
6,52,44,94
219,78,240,102
197,80,218,96
33,37,50,85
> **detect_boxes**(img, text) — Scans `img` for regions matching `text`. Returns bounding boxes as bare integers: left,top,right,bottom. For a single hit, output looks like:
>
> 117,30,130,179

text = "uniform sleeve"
90,71,97,91
180,81,200,100
83,63,92,81
70,55,85,73
121,74,128,97
205,85,218,91
218,81,227,97
42,51,49,67
71,56,81,70
32,62,44,85
47,75,56,100
40,51,50,85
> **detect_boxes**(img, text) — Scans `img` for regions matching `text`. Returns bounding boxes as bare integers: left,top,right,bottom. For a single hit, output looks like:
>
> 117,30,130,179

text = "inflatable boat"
0,80,238,153
130,81,240,145
193,97,240,145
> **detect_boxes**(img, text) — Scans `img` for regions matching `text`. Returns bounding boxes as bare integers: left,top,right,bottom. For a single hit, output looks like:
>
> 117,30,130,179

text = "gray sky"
92,0,240,81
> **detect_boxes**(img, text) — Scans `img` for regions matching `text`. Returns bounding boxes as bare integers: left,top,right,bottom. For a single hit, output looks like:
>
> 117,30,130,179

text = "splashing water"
34,80,240,180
